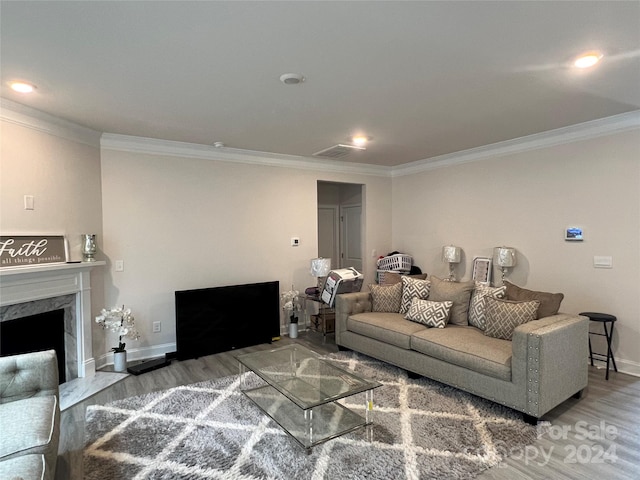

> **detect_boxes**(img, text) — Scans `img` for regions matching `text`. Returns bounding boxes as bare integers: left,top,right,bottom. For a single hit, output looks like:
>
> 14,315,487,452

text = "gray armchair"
0,349,60,480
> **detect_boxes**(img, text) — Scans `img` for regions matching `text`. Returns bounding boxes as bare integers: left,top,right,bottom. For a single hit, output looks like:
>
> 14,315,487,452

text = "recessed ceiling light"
351,135,371,147
279,73,305,85
9,81,36,93
574,52,603,69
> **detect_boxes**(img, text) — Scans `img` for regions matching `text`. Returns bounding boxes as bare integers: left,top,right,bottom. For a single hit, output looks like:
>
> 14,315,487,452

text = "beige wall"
100,147,392,357
0,118,105,357
4,106,638,376
392,129,640,375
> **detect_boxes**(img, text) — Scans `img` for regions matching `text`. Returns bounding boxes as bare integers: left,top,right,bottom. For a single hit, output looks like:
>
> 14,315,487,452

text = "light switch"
593,256,612,268
24,195,34,210
115,260,124,272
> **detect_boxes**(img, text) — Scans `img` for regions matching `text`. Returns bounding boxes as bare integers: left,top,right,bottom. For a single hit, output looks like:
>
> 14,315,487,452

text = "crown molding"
0,98,101,147
392,110,640,177
3,97,636,177
100,133,392,177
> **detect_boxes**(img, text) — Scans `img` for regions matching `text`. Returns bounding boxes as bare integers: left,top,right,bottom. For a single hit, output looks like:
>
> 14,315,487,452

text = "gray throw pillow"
504,281,563,319
428,276,475,326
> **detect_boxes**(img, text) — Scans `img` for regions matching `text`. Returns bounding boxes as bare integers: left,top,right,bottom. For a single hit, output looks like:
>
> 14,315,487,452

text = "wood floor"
57,331,640,480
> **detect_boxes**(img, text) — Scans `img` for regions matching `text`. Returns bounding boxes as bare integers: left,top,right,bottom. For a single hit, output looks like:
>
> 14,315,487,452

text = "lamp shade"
494,247,516,267
310,257,331,277
442,245,461,263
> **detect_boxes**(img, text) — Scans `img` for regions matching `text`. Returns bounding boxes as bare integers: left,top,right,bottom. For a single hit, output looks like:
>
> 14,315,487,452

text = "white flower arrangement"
96,305,140,352
281,288,300,324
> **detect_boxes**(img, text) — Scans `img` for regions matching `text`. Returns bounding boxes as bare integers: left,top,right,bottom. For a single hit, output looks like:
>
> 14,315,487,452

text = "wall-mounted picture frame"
472,256,492,285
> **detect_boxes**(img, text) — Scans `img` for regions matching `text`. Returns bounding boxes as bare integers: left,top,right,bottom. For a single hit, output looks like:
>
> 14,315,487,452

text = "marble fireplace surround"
0,261,105,381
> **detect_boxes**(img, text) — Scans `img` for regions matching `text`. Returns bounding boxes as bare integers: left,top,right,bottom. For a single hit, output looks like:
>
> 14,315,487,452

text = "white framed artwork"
472,257,492,285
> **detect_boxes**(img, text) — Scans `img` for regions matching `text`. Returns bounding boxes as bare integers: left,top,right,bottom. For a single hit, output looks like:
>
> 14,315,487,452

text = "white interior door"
317,205,338,270
340,205,362,272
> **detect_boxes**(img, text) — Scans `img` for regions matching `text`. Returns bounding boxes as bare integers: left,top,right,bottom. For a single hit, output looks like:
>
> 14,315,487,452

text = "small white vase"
289,323,298,339
113,351,127,372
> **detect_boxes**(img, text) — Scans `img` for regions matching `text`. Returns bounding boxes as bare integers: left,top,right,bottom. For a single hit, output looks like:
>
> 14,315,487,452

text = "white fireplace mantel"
0,261,105,378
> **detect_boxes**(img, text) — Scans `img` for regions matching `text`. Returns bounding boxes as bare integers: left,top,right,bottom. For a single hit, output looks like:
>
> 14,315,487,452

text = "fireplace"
1,308,67,382
0,262,104,381
1,299,73,382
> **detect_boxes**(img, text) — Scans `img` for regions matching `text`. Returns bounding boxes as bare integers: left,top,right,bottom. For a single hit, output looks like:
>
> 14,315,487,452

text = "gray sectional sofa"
0,349,60,480
335,278,589,422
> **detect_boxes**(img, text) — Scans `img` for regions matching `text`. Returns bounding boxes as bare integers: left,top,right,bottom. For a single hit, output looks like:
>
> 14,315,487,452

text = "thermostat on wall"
565,227,583,241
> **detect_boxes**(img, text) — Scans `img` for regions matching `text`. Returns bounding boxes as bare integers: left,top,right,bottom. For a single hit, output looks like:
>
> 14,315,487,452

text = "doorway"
317,181,363,273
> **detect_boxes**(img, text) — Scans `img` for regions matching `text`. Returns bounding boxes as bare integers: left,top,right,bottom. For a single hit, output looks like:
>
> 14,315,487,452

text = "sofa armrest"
512,314,589,417
0,350,59,404
335,291,372,345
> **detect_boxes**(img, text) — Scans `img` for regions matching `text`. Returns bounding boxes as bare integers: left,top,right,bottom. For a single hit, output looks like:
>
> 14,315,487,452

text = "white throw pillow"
404,298,453,329
400,276,431,314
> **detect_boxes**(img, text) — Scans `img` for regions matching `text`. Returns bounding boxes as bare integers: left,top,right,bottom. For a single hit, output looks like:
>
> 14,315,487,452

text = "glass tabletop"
236,344,381,410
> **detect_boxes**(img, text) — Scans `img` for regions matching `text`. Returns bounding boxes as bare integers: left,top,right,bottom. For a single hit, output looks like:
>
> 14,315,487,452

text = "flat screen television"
175,280,280,361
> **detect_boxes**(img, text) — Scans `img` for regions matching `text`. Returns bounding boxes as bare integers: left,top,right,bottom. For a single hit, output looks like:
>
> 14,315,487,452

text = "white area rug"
84,350,542,479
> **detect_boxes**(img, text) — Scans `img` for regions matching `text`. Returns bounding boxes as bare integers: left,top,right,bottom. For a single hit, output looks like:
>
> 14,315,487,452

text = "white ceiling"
2,1,639,167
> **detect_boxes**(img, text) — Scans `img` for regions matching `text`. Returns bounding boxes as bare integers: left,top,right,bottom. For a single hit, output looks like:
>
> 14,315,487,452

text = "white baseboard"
94,342,177,370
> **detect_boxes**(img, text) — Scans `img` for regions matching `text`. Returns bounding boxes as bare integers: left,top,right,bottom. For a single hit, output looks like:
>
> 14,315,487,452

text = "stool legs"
603,321,618,380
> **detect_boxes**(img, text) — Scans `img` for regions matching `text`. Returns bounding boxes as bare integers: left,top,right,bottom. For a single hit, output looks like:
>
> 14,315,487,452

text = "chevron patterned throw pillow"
369,282,403,313
405,298,453,328
469,283,506,330
483,297,540,340
400,276,431,314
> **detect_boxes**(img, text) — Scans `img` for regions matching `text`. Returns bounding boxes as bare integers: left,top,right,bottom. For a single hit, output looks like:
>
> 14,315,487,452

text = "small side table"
580,312,617,380
301,294,335,337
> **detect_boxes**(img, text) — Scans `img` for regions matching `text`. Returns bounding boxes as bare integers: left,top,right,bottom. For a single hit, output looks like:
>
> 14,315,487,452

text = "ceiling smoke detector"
279,73,305,85
313,144,366,159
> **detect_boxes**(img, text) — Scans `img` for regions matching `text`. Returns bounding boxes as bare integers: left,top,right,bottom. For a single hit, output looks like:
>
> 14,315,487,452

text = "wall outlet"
291,237,300,246
115,260,124,272
152,321,161,333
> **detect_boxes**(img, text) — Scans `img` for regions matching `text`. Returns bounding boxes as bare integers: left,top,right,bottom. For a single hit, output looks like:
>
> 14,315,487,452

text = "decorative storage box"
321,267,364,307
376,254,412,272
309,311,336,335
376,269,407,285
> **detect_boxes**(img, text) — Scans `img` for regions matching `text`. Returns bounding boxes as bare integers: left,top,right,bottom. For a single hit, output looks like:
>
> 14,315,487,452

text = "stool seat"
580,311,617,380
580,312,617,322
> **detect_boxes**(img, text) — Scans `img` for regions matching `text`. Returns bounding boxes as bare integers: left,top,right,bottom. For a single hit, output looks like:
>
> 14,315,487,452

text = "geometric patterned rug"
84,350,545,479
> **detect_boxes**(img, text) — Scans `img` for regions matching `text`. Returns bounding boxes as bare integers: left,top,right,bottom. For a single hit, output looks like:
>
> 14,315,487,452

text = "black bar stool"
580,312,617,380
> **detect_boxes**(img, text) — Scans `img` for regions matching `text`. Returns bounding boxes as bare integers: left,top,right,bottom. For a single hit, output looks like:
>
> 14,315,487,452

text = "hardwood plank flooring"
57,331,640,480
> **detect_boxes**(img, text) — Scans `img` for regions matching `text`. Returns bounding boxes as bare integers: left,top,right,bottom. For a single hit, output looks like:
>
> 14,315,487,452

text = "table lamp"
310,257,332,292
494,246,516,283
442,245,461,281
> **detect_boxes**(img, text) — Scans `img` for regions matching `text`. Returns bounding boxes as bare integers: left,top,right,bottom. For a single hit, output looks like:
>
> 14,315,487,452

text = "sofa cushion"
411,325,513,381
347,312,426,349
468,284,506,330
428,276,475,326
405,298,452,328
0,454,46,480
0,396,57,461
504,281,564,319
382,272,428,285
369,283,403,313
399,276,431,314
484,297,540,340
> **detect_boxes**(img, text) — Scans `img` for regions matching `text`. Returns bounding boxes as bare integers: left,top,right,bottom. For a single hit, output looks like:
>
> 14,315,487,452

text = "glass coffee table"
236,344,381,453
